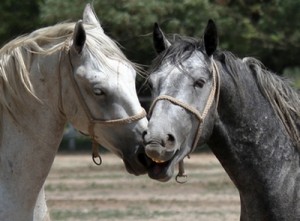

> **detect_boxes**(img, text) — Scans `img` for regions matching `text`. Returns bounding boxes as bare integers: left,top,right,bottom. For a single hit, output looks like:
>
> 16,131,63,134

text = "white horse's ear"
83,3,103,30
72,20,86,54
153,23,171,54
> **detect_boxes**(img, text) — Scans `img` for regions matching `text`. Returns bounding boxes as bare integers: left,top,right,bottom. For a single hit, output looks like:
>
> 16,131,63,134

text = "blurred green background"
1,0,299,150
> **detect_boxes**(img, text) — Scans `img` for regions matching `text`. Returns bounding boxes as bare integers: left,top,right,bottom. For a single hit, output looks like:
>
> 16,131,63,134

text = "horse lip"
145,143,177,164
145,140,191,182
146,141,162,146
145,149,180,182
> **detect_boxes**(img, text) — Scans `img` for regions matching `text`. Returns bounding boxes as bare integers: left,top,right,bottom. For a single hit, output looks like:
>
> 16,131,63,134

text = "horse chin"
148,160,175,182
139,142,191,182
122,154,148,176
139,150,179,182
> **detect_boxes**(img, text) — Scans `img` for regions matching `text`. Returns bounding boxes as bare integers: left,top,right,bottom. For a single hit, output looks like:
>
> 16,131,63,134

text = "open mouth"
138,151,179,182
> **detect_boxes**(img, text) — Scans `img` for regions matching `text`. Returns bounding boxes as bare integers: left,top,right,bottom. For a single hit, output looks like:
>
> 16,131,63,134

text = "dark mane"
216,51,300,148
149,34,300,148
149,35,201,73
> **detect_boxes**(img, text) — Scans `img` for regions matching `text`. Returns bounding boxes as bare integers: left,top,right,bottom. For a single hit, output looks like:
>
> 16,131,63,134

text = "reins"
148,60,220,183
58,46,146,165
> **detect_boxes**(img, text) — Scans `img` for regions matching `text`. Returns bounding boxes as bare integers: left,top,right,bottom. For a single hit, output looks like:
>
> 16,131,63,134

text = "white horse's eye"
93,87,105,96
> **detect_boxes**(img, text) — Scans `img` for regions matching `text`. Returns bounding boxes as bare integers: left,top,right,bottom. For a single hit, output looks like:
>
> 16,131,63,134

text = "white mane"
0,22,135,114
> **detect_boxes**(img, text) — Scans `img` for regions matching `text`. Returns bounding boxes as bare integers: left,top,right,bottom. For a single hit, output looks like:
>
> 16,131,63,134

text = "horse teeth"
153,159,165,164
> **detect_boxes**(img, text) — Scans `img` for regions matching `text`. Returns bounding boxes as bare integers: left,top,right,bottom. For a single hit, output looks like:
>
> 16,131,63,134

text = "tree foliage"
0,0,42,46
39,0,300,75
0,0,299,78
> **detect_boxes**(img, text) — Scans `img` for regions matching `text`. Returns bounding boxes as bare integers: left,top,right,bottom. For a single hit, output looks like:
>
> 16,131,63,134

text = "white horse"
0,4,147,221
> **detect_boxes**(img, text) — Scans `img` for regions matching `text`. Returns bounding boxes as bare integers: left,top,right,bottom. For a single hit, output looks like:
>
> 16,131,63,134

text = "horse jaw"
142,140,191,182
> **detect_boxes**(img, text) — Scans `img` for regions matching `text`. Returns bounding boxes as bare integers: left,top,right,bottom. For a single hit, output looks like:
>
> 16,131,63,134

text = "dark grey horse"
141,20,300,220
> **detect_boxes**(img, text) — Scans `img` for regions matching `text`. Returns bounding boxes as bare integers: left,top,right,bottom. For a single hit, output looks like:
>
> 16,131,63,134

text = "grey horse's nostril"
164,134,175,149
167,134,175,143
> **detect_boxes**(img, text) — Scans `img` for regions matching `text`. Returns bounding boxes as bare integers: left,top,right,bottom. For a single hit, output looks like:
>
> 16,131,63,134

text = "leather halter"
148,60,220,182
59,46,146,165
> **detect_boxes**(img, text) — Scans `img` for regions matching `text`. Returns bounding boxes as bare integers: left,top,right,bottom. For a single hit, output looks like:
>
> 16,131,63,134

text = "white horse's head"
0,4,148,220
60,5,148,174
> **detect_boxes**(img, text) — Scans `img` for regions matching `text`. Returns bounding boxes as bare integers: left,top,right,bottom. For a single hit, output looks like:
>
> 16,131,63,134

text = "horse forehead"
184,52,208,69
113,59,134,72
85,56,136,80
109,60,136,85
154,55,206,80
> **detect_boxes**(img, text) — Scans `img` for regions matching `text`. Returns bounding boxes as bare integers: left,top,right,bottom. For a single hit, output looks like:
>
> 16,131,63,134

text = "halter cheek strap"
148,60,220,182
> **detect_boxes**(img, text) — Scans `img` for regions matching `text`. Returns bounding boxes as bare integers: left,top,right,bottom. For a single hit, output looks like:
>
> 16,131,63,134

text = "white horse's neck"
0,52,66,220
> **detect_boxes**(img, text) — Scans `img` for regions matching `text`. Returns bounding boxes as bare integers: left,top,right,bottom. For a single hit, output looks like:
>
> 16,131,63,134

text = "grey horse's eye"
194,79,206,88
93,87,105,96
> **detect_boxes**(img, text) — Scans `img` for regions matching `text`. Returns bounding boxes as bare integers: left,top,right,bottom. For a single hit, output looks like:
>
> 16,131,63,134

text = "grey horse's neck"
208,64,300,221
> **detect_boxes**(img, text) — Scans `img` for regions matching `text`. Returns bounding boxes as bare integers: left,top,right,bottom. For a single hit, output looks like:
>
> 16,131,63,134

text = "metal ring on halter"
175,174,188,184
92,151,102,165
175,160,187,183
91,138,102,166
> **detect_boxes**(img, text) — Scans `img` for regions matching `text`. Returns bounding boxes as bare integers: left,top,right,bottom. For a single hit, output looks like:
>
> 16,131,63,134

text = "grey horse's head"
142,20,219,181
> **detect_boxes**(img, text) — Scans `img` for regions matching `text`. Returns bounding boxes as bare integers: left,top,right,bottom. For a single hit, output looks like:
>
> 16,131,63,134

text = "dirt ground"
45,152,240,221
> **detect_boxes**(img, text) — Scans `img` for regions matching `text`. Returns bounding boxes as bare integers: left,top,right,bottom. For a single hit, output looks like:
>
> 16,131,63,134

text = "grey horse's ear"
72,20,86,54
203,19,218,57
153,23,171,54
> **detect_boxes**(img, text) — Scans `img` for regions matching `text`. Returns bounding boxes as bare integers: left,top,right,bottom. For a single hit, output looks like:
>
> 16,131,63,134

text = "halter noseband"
148,60,220,182
59,46,146,165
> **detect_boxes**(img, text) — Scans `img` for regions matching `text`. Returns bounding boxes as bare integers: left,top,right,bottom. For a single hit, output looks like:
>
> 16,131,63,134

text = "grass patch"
51,207,178,220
